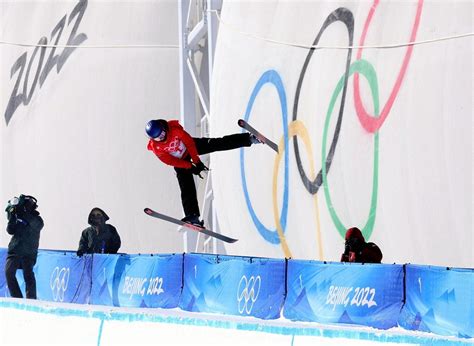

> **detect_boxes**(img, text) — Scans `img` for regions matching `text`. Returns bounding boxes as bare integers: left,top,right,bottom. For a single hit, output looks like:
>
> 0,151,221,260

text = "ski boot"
250,134,263,144
181,214,204,228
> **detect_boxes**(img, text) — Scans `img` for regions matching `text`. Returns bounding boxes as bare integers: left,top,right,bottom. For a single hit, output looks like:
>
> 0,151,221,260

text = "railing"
0,248,471,338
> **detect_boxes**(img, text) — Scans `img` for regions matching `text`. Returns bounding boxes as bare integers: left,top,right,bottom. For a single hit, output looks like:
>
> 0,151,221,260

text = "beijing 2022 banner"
35,250,92,303
284,260,404,329
90,253,183,308
398,265,473,338
180,254,286,319
0,249,91,303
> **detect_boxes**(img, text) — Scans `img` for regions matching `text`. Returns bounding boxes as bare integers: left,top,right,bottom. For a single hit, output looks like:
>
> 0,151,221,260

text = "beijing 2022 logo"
50,266,70,302
237,275,261,314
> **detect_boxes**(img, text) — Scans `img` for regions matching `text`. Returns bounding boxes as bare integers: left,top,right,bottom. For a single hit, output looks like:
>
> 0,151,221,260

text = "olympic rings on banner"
293,7,354,195
240,69,290,245
241,3,424,250
322,59,380,240
354,0,423,133
273,120,324,259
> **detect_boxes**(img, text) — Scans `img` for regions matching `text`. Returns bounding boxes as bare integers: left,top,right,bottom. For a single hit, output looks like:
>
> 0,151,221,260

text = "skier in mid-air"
145,119,261,227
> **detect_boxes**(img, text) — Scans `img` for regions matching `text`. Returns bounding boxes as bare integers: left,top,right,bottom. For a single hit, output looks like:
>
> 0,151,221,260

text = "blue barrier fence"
0,248,8,297
180,254,286,319
398,265,473,338
0,247,472,338
90,253,183,308
284,260,404,329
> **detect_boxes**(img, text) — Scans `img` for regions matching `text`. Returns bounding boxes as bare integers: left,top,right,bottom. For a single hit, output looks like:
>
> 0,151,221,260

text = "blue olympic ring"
240,70,289,244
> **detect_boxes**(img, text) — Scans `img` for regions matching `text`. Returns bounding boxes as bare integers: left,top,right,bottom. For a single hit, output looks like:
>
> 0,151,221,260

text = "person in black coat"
76,207,121,256
340,227,383,263
4,194,44,299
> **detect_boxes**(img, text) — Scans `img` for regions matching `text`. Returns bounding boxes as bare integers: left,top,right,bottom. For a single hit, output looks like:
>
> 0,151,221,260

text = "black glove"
190,161,209,178
16,218,28,226
344,243,352,256
76,249,84,258
5,205,16,221
8,212,28,226
6,211,15,222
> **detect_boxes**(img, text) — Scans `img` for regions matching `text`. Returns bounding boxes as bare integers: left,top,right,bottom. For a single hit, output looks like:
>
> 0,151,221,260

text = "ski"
238,119,279,153
144,208,238,243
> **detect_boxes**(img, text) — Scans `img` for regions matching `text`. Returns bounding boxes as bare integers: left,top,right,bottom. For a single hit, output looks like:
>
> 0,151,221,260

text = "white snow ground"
0,298,471,345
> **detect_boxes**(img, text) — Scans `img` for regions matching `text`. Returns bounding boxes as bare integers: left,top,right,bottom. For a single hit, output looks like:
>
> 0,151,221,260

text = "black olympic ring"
292,7,354,194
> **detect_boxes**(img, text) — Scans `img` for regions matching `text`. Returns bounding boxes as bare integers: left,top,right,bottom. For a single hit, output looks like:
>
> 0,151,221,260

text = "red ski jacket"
147,120,200,169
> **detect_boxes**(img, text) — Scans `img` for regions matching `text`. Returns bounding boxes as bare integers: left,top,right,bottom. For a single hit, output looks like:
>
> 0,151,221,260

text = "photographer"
4,195,44,299
341,227,382,263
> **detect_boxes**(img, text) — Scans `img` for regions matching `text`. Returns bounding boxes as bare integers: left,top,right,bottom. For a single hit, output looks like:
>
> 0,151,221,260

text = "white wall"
0,1,183,254
1,1,472,268
210,1,473,267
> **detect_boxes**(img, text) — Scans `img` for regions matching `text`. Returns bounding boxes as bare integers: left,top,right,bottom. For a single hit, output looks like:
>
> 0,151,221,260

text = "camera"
5,198,19,220
5,195,37,220
345,237,362,253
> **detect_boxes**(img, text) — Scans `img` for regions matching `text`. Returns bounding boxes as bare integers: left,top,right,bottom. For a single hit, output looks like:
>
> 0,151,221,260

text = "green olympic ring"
322,59,380,240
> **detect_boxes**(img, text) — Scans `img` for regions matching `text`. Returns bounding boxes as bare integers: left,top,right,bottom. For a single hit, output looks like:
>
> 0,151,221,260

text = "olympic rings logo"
237,275,261,314
50,266,70,302
240,2,423,259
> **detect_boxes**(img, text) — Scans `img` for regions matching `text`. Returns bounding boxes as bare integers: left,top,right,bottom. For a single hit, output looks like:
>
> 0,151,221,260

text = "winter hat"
345,227,365,242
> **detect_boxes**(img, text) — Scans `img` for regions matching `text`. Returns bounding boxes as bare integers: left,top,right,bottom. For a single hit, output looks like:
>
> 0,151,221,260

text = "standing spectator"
76,207,121,257
4,194,44,299
341,227,383,263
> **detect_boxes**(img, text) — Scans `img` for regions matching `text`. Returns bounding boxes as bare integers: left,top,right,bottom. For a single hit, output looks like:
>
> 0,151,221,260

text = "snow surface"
0,298,471,345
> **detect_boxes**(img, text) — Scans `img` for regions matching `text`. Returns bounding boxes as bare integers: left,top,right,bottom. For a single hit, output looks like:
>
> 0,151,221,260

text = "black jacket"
6,210,44,259
340,227,383,263
341,242,383,263
77,224,121,254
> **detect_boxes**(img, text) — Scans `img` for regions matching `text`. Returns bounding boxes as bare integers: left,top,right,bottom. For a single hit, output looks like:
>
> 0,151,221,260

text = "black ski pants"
175,133,252,217
5,255,37,299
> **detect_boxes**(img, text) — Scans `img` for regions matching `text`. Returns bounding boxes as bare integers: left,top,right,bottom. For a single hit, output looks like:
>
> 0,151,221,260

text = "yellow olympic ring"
272,120,324,260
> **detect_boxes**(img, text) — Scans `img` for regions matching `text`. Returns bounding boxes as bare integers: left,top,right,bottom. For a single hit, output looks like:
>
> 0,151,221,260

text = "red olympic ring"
354,0,424,133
